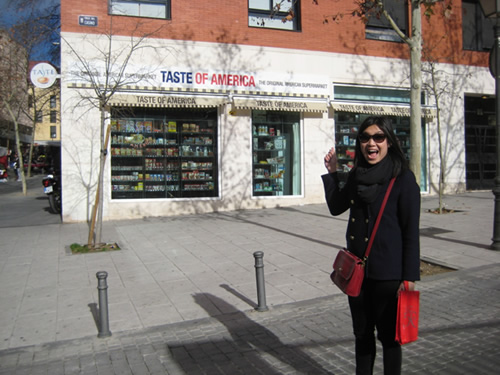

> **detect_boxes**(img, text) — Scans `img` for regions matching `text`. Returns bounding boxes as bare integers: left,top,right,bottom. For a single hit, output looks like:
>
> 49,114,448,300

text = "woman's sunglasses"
358,133,387,144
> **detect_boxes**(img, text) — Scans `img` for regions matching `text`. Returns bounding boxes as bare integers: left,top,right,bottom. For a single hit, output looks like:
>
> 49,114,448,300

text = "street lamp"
479,0,500,250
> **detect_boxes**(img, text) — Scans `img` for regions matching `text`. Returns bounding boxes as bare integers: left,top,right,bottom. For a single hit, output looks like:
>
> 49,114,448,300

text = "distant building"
29,61,61,147
0,29,32,148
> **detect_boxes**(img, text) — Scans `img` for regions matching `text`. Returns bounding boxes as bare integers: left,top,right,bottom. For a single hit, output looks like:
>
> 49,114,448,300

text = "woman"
322,116,420,375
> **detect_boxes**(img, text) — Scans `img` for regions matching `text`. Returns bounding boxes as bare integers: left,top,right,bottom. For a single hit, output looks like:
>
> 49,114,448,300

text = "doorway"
464,95,496,190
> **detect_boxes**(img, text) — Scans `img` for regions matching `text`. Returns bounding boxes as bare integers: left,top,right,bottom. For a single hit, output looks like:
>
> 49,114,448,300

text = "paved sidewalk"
1,179,500,373
1,264,499,374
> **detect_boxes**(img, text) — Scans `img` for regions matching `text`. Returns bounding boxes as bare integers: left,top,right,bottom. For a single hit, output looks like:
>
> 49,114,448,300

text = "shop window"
249,0,301,31
334,85,426,106
462,0,494,51
109,0,171,19
365,0,407,42
335,85,410,103
110,108,218,199
252,110,302,197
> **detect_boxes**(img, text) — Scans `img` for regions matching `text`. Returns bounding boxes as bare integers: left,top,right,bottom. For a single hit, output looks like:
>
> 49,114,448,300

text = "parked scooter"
42,171,61,214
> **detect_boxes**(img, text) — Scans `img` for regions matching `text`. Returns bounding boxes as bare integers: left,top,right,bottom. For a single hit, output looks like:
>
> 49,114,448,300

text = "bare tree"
422,31,473,213
318,0,450,186
62,19,167,246
0,29,30,193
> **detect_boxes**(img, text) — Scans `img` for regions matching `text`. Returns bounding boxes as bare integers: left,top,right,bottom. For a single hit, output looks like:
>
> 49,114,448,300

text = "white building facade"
59,32,494,222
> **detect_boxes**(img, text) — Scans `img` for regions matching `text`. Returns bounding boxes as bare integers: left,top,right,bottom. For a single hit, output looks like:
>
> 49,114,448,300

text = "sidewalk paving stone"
2,179,500,373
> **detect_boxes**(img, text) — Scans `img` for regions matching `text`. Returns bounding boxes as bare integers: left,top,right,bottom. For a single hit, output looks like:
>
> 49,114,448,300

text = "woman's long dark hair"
352,116,408,177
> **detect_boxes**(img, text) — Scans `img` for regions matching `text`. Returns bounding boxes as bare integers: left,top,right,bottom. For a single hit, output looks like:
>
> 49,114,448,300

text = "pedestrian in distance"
322,116,421,375
12,152,21,181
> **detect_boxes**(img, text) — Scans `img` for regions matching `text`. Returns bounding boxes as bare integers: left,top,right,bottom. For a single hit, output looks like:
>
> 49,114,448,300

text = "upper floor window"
50,111,57,123
109,0,171,19
365,0,407,42
249,0,301,31
50,95,57,109
463,0,494,51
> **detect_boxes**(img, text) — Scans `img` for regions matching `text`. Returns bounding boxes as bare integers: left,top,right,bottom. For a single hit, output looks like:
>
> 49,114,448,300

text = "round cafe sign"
30,62,58,88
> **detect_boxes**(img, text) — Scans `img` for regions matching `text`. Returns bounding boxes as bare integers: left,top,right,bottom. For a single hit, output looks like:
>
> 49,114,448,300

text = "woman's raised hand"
324,147,338,173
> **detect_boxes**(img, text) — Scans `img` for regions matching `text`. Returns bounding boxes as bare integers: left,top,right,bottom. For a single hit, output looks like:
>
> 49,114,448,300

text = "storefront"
61,53,332,221
62,77,438,222
60,32,491,222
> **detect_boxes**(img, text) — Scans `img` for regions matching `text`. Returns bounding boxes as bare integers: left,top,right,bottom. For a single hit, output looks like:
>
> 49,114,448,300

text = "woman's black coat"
322,169,421,281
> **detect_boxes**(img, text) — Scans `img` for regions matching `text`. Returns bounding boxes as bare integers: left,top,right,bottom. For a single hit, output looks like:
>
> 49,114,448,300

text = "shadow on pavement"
167,293,334,374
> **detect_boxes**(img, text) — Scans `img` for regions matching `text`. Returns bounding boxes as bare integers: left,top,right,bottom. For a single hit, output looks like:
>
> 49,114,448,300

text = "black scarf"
354,156,393,203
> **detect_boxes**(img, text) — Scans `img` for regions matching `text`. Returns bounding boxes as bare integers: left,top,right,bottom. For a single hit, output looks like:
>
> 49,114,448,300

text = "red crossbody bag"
330,177,396,297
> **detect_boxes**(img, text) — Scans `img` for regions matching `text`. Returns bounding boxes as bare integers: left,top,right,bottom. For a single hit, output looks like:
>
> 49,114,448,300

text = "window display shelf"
111,166,143,171
250,111,302,197
112,177,143,182
110,112,218,199
252,133,289,196
183,183,215,191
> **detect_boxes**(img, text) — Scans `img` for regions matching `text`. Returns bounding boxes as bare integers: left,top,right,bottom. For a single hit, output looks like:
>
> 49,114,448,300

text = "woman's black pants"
348,279,401,375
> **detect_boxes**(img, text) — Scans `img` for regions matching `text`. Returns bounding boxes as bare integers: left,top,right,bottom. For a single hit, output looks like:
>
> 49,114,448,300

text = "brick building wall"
60,0,488,67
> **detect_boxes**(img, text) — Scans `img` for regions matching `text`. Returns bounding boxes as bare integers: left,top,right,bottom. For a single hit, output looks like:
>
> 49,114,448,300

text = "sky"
0,0,58,22
0,0,17,27
0,0,60,64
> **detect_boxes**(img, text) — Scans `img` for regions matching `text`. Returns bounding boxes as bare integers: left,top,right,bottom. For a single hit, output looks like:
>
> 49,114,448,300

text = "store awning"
233,97,328,113
331,102,437,119
34,140,61,146
108,94,226,108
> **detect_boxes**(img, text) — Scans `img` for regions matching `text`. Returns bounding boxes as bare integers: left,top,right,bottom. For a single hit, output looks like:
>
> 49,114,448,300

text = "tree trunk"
89,104,110,247
409,0,423,187
14,121,27,194
96,106,106,244
5,102,27,194
27,141,34,178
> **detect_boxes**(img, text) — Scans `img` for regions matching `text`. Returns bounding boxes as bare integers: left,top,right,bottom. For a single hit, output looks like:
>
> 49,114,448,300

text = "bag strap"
363,177,396,260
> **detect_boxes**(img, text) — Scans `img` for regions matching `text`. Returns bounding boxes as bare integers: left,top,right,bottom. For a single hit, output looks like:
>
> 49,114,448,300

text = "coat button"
350,235,355,240
364,237,369,242
365,219,369,224
351,217,356,223
350,199,355,205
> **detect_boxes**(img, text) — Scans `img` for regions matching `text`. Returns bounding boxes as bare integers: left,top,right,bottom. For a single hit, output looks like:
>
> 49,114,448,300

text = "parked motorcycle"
42,172,61,214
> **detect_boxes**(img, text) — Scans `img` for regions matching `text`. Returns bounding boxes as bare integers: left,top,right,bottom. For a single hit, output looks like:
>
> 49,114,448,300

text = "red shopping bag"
395,281,419,345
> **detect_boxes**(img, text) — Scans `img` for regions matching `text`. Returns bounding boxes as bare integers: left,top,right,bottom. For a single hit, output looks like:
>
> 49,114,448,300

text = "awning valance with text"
233,97,328,113
331,102,436,119
108,94,226,108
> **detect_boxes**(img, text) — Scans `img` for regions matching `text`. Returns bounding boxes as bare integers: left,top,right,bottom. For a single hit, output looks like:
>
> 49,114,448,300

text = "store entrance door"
464,96,496,190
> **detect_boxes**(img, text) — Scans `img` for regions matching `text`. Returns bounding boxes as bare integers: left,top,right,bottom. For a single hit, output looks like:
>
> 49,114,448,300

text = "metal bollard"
253,251,269,312
96,271,112,338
